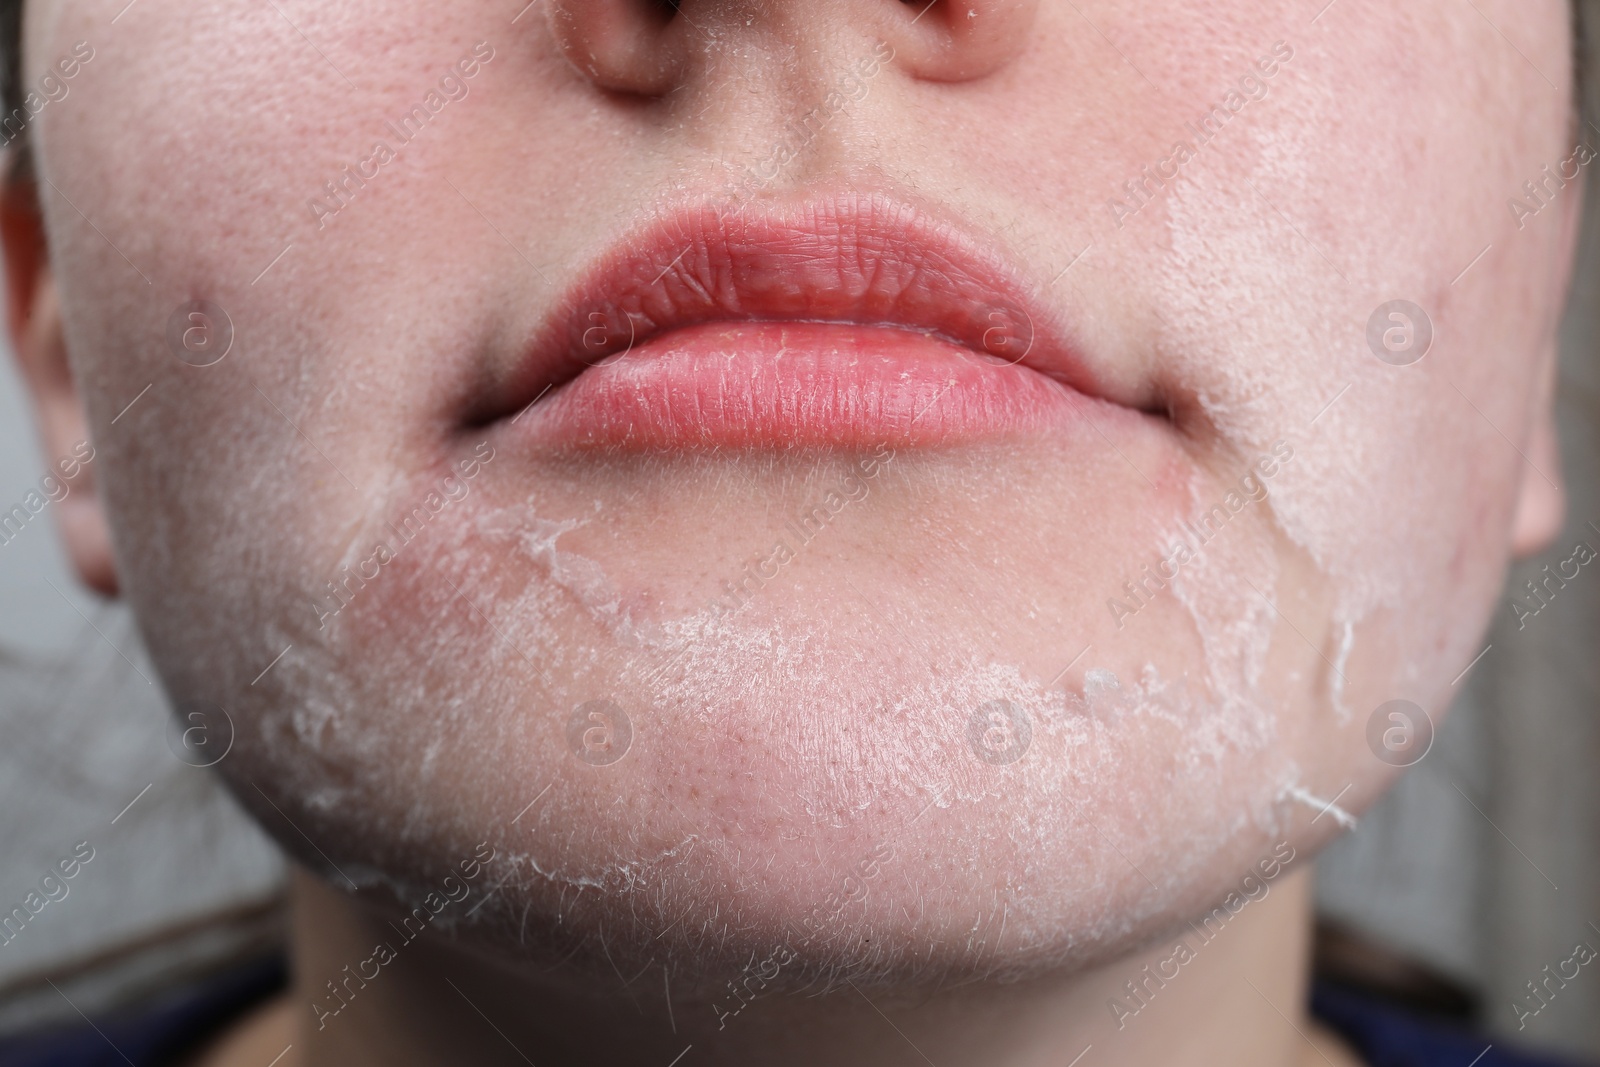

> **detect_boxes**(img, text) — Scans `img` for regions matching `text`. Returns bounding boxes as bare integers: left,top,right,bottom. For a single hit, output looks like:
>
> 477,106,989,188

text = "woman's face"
21,0,1575,993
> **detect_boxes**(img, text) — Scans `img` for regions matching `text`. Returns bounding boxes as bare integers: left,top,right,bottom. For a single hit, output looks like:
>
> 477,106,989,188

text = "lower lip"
518,321,1090,449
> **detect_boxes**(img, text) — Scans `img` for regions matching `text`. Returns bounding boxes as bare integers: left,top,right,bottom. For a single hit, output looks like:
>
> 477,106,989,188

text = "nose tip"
546,0,1040,97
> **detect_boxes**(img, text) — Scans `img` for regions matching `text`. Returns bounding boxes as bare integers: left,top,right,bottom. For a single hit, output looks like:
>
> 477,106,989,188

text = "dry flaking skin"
1163,29,1540,733
199,439,1344,1002
25,0,1577,1028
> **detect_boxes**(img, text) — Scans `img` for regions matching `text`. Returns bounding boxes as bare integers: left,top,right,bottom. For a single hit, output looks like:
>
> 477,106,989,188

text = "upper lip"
493,191,1110,422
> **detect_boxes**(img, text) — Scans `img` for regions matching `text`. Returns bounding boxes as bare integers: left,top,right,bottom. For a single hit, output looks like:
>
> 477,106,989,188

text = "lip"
496,193,1115,449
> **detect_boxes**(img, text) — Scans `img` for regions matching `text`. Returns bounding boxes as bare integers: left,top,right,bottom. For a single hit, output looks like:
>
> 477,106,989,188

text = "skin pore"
1,0,1577,1064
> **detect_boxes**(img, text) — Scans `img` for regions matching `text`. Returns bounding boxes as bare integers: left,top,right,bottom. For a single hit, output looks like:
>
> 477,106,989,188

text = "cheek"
1131,3,1566,730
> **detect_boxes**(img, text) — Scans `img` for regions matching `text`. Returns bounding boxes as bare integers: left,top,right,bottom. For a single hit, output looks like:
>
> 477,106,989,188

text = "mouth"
493,192,1122,450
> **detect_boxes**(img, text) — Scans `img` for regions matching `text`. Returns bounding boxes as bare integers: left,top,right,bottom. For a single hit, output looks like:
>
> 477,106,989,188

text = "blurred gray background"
0,345,285,1034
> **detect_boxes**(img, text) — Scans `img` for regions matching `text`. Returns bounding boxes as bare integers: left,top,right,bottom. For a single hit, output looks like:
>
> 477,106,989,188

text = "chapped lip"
490,192,1122,448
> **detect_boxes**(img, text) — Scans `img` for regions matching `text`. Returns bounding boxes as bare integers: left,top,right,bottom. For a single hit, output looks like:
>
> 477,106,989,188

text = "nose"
546,0,1040,96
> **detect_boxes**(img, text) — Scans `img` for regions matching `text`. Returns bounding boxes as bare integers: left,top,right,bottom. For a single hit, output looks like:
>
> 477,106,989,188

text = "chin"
211,441,1358,1001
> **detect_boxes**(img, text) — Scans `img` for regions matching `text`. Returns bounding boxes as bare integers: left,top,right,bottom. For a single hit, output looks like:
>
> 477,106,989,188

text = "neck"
266,864,1345,1067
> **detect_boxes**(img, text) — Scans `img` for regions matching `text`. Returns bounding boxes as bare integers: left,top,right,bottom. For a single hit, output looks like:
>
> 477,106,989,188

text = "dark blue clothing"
0,962,1592,1065
0,955,285,1066
1312,982,1591,1067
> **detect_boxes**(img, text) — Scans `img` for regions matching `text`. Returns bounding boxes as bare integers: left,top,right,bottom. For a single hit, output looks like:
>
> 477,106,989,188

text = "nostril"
888,0,1039,81
548,0,689,96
